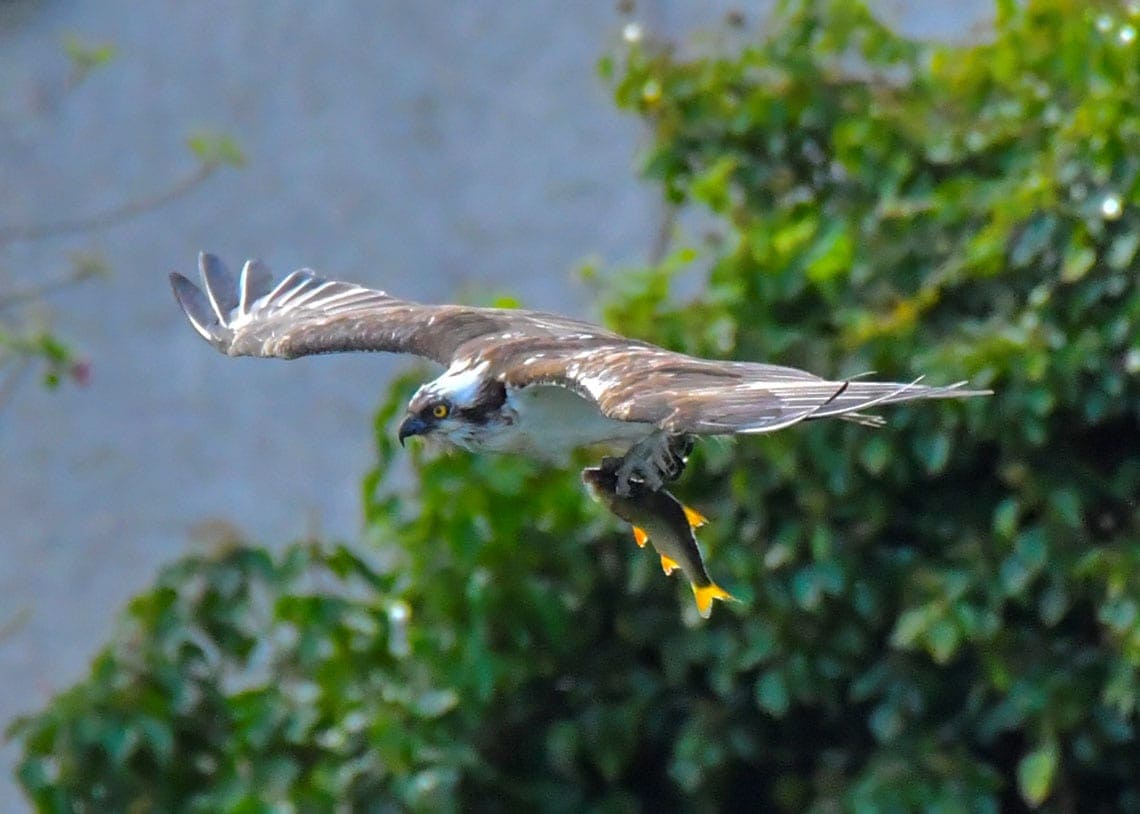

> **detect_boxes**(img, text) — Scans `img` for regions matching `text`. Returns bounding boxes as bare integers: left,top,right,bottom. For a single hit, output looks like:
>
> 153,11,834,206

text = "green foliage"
62,34,117,87
187,133,248,170
11,0,1140,809
0,329,75,390
8,545,472,812
0,253,107,396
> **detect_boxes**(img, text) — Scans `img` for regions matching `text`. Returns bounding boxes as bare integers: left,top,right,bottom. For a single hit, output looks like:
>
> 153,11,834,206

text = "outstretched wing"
170,253,619,365
474,338,987,436
172,253,987,435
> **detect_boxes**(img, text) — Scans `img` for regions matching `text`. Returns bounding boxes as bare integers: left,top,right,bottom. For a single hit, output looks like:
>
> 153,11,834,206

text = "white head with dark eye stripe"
398,361,510,450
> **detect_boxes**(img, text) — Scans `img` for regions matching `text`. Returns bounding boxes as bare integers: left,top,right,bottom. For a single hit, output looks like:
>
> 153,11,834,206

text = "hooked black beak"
398,414,430,447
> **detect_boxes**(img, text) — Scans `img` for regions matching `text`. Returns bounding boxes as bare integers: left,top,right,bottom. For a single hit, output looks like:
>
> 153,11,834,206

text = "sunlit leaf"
1017,741,1058,807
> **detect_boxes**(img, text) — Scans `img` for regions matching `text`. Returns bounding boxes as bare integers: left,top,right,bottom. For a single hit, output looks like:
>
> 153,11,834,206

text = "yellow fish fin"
692,582,735,619
632,526,649,548
682,504,709,529
660,554,679,575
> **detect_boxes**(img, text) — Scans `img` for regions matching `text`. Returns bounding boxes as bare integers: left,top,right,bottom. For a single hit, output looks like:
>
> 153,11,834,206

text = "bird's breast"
471,384,651,461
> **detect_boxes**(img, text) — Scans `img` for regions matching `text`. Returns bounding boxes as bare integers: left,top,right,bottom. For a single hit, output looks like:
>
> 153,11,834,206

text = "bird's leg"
613,431,693,496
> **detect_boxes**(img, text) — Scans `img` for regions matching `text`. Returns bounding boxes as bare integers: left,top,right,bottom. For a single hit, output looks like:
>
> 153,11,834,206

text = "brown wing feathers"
479,337,978,435
171,253,515,365
172,254,987,436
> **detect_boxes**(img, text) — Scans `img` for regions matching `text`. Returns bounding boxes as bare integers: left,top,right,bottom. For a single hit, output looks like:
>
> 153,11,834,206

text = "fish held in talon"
582,466,734,619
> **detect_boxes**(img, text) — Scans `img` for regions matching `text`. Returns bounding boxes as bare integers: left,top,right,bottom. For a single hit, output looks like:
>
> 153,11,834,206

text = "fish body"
582,466,732,618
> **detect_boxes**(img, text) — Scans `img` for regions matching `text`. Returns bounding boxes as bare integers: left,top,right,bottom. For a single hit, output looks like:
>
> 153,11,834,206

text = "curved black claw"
660,434,695,483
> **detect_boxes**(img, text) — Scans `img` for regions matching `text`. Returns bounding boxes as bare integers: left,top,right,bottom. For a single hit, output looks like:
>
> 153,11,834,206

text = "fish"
582,465,733,618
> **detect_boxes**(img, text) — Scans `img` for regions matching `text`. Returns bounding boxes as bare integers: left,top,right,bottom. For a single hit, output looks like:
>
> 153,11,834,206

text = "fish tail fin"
632,526,649,548
682,504,709,529
692,582,735,619
660,554,679,575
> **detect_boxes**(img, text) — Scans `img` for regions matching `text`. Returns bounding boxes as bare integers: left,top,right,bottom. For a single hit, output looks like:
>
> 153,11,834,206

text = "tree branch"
0,161,217,247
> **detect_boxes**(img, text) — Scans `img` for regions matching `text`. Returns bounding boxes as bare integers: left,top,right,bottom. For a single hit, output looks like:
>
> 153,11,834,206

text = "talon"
641,469,665,492
615,469,634,497
612,430,691,495
599,456,623,474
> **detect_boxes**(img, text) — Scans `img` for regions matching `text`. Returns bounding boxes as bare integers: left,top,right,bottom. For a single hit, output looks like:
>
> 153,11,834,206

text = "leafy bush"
10,544,476,812
11,0,1140,809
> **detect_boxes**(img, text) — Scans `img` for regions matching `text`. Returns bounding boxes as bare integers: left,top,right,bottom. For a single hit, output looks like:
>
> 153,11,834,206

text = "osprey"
171,253,986,495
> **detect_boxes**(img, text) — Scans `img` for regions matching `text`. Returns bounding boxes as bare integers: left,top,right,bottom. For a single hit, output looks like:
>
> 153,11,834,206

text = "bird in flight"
171,253,986,498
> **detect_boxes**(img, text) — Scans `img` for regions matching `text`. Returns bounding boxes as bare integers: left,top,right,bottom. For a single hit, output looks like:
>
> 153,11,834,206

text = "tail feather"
811,378,991,419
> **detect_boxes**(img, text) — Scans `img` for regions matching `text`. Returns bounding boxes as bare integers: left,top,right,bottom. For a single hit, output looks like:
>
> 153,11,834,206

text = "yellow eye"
432,403,449,419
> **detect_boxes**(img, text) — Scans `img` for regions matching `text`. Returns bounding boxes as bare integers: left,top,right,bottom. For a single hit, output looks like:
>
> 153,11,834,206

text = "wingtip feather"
238,259,274,314
170,271,222,343
199,252,239,322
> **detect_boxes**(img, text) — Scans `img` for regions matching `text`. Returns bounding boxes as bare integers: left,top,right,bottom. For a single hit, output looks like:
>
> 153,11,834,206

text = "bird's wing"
170,253,619,366
172,254,986,434
475,339,987,436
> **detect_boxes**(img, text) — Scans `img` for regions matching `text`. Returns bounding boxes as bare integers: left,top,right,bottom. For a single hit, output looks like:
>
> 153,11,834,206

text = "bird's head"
398,363,508,450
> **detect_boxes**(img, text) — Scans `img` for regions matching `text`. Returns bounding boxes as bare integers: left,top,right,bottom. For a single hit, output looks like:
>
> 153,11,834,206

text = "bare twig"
0,161,217,248
0,258,104,311
0,354,33,410
648,202,677,266
0,608,31,644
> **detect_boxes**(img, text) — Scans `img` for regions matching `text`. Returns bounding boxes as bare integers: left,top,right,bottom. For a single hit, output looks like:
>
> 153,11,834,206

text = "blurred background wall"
0,1,990,808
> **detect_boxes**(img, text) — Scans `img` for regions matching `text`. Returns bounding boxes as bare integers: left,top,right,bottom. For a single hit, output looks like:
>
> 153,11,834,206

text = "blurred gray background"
0,1,991,808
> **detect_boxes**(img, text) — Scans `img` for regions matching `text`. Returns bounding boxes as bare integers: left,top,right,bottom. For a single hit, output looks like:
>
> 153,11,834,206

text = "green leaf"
926,618,960,664
1010,215,1056,268
1017,741,1058,807
999,554,1032,596
690,156,738,213
187,132,247,168
915,432,951,475
1106,231,1140,270
755,671,790,717
1050,488,1081,528
804,222,853,285
1061,239,1096,283
62,34,118,83
1014,527,1047,571
859,434,891,475
992,497,1019,539
891,606,931,648
1098,597,1138,634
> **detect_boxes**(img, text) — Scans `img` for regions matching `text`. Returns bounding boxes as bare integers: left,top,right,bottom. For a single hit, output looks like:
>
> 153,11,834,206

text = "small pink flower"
69,360,92,387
